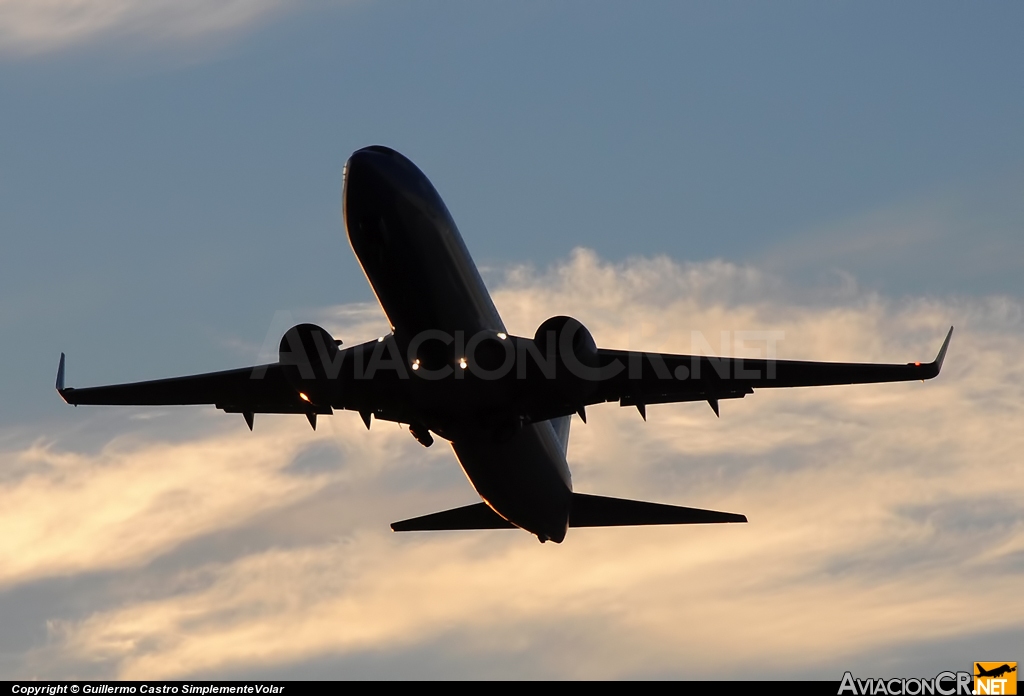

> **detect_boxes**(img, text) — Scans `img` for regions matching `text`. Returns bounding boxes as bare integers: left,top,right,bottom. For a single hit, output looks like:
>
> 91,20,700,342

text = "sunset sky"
1,1,1022,679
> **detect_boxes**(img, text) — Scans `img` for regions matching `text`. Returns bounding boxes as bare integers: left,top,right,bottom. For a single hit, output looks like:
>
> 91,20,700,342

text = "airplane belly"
449,419,573,543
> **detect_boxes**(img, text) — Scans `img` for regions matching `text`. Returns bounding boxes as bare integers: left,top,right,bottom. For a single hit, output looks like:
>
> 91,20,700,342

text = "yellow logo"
974,662,1017,695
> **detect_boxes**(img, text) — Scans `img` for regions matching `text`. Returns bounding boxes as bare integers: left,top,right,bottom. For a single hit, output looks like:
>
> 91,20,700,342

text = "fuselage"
342,145,572,543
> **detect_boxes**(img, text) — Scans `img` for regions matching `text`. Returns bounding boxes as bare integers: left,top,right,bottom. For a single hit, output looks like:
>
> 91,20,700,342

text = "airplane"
976,664,1017,679
56,145,953,543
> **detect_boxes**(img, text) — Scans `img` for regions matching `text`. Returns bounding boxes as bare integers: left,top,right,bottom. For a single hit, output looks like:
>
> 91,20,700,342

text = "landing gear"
409,423,434,448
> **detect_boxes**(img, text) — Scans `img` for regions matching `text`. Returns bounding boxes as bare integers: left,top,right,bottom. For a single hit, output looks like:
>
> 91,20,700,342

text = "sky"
1,0,1023,680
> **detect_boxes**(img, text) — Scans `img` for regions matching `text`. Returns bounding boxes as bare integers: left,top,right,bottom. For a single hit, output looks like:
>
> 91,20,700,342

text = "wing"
55,353,320,419
588,326,953,416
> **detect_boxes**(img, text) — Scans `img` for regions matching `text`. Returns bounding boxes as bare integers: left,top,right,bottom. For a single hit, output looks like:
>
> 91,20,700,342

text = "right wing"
590,326,953,415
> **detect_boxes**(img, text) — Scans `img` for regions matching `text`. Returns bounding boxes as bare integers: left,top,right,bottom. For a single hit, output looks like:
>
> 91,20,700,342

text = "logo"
974,663,1017,695
838,663,1019,696
839,671,972,695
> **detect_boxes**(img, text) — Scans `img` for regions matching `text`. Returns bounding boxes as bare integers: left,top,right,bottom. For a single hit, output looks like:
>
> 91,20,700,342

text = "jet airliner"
57,146,952,543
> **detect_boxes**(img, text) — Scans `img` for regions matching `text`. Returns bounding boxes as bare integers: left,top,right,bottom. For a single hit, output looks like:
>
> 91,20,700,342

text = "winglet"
932,326,953,374
55,353,71,404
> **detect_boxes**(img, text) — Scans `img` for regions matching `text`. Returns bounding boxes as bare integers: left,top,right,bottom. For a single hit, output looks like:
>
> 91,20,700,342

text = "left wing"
55,353,326,426
586,326,953,417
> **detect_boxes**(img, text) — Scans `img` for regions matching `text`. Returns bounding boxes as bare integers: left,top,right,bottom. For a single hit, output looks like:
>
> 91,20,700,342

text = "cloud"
3,250,1023,678
755,184,1024,298
0,0,297,55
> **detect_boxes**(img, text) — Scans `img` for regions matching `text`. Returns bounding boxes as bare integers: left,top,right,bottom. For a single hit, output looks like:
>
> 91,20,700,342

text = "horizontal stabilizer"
391,502,514,531
569,493,746,526
391,494,745,532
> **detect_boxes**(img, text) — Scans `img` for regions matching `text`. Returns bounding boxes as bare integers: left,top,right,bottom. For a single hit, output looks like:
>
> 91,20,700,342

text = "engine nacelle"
532,315,600,401
278,323,343,401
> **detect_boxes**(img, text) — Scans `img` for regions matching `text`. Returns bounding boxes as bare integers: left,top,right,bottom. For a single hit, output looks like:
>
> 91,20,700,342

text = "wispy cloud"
1,424,327,588
756,184,1024,297
4,250,1022,678
0,0,297,55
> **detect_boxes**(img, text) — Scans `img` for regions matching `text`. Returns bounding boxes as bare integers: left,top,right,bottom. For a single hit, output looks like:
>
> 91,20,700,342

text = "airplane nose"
343,145,420,215
344,146,391,190
355,144,401,158
344,145,410,188
343,145,436,265
343,145,441,231
342,145,458,275
343,147,397,233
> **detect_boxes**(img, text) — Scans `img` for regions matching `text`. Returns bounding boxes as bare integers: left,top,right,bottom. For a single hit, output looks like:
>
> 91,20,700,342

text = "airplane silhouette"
976,664,1017,679
56,145,953,543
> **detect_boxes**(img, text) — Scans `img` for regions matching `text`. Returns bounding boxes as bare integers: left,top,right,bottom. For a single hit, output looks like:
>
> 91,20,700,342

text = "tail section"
391,493,746,532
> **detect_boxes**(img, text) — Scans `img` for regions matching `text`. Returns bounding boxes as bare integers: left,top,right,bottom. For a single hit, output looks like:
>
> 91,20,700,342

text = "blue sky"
1,1,1022,679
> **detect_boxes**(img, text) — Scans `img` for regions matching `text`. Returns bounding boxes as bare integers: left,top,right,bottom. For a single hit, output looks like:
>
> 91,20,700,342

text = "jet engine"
278,323,343,404
532,315,600,403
